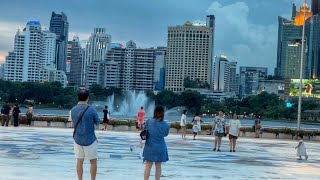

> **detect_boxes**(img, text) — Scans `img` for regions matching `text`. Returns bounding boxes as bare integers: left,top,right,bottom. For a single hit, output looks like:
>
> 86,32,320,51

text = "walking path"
0,127,319,180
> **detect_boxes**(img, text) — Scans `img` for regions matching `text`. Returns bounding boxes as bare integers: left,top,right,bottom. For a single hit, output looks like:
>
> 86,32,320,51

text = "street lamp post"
297,0,307,131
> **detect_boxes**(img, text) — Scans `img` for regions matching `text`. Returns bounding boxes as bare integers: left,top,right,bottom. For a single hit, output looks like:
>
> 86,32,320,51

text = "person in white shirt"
180,110,187,140
212,110,226,152
228,113,241,152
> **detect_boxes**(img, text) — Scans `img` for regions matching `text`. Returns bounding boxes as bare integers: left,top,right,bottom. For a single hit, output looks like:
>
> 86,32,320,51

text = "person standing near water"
12,104,20,127
102,106,110,131
228,113,241,152
1,101,11,127
137,107,145,130
180,110,187,140
191,114,202,140
212,110,226,151
255,116,262,138
26,104,33,126
143,106,169,180
71,89,100,180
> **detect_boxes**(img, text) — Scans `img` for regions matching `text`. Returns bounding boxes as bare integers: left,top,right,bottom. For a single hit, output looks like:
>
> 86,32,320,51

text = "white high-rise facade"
83,28,111,84
165,17,214,92
212,55,230,92
42,30,57,69
4,21,67,87
5,21,43,82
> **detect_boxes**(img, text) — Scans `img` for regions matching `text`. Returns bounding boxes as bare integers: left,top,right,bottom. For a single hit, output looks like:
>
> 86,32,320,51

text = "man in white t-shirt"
180,110,187,140
228,113,241,152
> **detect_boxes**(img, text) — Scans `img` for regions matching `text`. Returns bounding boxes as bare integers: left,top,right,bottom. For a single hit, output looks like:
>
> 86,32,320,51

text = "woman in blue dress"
143,106,169,180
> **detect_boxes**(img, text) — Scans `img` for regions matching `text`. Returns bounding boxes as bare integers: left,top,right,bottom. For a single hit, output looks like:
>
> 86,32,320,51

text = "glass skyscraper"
49,12,69,72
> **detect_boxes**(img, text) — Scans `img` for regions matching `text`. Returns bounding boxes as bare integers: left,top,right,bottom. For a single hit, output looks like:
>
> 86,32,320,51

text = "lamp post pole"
297,0,307,131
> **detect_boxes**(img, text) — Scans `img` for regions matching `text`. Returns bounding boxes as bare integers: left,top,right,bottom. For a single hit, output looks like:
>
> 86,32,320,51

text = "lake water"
18,107,320,130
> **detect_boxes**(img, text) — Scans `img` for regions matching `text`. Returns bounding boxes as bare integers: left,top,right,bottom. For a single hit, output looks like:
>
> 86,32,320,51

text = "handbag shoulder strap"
144,119,149,130
73,106,90,137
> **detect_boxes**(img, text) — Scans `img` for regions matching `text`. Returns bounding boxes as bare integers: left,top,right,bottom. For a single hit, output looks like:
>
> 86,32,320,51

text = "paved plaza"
0,127,319,180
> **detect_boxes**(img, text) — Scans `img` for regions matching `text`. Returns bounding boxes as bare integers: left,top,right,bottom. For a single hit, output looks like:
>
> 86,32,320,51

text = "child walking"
192,114,202,140
295,134,308,160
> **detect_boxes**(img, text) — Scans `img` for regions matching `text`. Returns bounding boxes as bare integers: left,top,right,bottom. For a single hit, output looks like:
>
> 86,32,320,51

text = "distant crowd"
1,102,33,127
0,90,309,180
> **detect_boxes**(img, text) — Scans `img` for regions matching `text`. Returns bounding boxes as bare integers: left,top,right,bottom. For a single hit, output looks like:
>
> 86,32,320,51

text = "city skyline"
0,0,311,74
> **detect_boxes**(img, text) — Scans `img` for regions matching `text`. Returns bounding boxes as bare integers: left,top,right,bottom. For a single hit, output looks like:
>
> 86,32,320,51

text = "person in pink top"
137,106,145,130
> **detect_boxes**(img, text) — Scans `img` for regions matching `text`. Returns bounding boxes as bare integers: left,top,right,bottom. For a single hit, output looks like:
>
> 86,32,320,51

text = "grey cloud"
206,1,277,73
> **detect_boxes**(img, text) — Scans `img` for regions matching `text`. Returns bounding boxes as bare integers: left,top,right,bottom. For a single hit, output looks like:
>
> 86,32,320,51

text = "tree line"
1,80,318,121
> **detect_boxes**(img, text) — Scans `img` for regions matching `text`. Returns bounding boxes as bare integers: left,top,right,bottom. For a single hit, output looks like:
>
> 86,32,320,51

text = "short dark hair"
29,104,33,107
105,106,108,109
298,134,303,139
232,113,238,119
183,109,187,114
153,105,165,121
141,106,144,109
195,113,199,116
78,89,89,101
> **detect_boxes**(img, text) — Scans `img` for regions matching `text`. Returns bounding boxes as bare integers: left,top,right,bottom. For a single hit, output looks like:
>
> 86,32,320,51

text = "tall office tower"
133,46,155,90
4,21,67,86
42,30,57,69
229,61,239,94
312,0,320,15
154,47,166,91
67,36,84,86
165,17,214,93
123,40,136,90
239,67,268,98
49,12,69,72
0,64,4,79
206,15,215,90
4,21,43,82
83,28,111,83
306,1,320,79
105,41,155,91
276,3,312,79
212,55,230,92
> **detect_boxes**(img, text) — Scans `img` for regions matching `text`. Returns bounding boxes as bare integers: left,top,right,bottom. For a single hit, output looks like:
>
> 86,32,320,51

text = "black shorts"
103,119,109,124
229,134,238,140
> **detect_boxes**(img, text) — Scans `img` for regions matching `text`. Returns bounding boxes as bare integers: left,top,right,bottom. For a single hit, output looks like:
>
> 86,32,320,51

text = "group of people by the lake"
180,109,242,152
70,89,169,180
1,102,33,127
0,89,309,180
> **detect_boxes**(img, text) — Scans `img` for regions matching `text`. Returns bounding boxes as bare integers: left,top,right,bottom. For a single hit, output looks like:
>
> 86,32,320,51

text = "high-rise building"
42,30,57,69
229,61,239,95
165,17,214,93
4,21,67,87
239,67,268,98
212,55,230,92
0,64,4,79
49,12,69,72
154,47,166,91
312,0,320,15
105,41,155,91
306,3,320,79
83,28,111,83
5,21,43,82
67,36,84,86
276,3,311,79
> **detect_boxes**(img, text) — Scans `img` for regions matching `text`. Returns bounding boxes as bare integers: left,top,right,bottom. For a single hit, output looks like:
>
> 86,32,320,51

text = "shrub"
240,127,255,133
170,122,181,130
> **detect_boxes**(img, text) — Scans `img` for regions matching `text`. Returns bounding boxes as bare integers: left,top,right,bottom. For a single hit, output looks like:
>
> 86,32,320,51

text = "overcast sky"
0,0,309,74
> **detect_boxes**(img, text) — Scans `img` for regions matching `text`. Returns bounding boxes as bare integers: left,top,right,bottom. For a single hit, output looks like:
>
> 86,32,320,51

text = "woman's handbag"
140,120,149,140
